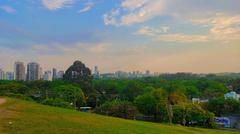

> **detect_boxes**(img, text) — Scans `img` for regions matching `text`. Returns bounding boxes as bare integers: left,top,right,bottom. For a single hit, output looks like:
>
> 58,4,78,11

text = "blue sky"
0,0,239,73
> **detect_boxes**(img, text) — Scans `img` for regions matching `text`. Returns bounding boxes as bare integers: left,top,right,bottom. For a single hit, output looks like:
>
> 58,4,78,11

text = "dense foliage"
95,100,138,119
1,61,240,129
0,80,86,109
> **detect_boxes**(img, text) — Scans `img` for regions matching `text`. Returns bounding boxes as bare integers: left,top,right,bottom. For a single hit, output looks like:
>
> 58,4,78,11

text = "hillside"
0,98,238,134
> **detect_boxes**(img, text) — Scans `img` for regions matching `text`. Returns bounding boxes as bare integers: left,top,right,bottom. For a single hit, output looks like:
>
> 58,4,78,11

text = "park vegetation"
0,60,240,129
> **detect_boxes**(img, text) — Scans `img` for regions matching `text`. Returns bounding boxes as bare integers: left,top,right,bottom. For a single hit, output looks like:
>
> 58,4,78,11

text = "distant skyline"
0,0,239,73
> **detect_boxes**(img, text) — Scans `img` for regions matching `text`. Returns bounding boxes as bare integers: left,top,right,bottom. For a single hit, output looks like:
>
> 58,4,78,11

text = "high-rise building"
5,72,14,80
39,67,43,80
93,66,100,79
14,61,25,81
145,70,151,77
43,70,52,81
52,68,57,80
57,71,64,79
0,69,4,80
27,62,40,81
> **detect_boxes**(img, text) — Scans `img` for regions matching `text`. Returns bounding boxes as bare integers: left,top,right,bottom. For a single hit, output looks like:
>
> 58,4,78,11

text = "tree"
206,97,240,116
93,80,120,104
120,81,144,101
63,61,96,107
160,82,188,124
95,100,138,119
173,103,215,128
134,93,157,117
185,86,201,99
25,80,50,99
42,98,73,109
231,78,240,93
63,60,93,92
0,82,29,95
52,85,86,109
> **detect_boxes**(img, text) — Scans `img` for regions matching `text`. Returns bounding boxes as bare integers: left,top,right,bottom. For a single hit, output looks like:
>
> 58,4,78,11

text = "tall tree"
64,61,92,84
160,82,188,124
64,61,96,107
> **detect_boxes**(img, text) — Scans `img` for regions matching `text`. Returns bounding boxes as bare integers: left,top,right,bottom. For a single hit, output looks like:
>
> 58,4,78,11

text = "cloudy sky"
0,0,239,73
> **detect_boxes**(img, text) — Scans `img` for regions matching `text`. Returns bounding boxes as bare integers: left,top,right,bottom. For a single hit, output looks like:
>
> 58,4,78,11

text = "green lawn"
0,98,239,134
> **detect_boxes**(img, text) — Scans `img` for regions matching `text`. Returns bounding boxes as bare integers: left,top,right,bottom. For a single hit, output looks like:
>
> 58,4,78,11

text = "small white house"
224,91,240,100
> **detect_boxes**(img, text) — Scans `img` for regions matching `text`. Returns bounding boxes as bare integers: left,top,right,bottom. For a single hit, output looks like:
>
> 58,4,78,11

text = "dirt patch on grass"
0,98,6,105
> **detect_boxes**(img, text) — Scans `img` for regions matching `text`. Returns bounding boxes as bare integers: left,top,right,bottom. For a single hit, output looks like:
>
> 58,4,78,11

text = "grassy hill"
0,98,239,134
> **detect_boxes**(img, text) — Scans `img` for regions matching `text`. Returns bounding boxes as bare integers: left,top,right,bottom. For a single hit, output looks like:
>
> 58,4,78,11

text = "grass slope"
0,98,239,134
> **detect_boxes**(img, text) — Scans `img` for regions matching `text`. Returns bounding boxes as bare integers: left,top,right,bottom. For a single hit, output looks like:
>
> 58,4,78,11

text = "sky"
0,0,239,73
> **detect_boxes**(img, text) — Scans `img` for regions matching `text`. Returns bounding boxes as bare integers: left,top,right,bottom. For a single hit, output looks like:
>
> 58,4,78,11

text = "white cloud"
135,26,170,36
190,14,240,44
104,0,165,26
136,14,240,44
78,1,94,13
0,5,16,14
157,34,208,43
104,0,239,26
103,9,121,26
41,0,75,10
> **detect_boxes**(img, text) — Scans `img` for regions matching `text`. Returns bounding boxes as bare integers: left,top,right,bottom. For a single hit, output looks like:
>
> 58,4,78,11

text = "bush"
1,93,33,101
206,97,240,116
173,103,215,128
42,98,73,109
0,83,29,95
95,100,138,119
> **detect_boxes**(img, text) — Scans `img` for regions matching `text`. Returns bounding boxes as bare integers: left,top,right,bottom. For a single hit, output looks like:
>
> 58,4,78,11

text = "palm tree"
159,82,187,124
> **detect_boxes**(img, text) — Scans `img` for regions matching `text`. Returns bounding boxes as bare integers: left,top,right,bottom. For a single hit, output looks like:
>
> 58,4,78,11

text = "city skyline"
0,60,153,74
0,0,239,73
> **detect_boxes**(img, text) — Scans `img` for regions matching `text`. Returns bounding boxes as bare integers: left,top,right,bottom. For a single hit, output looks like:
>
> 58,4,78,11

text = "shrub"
173,103,215,128
95,100,138,119
42,98,73,109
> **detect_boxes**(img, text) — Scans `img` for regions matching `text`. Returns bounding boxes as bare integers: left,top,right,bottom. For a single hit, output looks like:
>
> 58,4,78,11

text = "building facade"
0,69,4,80
27,62,40,81
93,66,100,79
52,68,57,80
5,72,14,80
14,61,25,81
43,70,52,81
57,71,64,79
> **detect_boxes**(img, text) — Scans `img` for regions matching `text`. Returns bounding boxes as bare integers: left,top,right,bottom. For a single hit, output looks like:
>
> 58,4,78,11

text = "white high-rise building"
93,66,100,78
27,62,40,81
43,71,52,81
0,69,4,80
5,72,14,80
14,61,25,81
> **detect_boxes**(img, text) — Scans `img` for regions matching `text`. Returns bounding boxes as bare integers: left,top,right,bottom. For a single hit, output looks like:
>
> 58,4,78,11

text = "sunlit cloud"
104,0,165,26
135,26,170,36
0,0,239,73
135,14,240,44
41,0,75,10
104,0,239,26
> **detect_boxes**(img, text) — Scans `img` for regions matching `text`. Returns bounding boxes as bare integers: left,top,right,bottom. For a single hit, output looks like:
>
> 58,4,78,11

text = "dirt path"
0,98,6,105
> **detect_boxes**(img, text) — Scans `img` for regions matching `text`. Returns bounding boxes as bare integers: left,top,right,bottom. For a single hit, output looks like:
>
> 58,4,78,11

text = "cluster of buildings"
0,61,64,81
93,66,157,79
1,64,157,81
